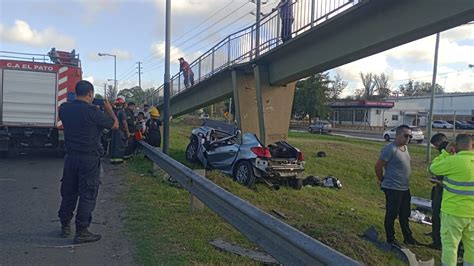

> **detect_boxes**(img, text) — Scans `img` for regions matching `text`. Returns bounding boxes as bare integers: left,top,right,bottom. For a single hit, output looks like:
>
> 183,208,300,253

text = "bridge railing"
153,0,362,104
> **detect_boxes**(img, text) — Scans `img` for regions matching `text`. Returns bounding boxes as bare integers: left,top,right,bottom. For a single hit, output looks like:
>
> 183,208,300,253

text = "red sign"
0,60,60,72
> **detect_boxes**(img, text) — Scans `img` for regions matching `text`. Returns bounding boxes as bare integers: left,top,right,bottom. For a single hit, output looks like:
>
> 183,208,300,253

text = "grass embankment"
123,121,440,265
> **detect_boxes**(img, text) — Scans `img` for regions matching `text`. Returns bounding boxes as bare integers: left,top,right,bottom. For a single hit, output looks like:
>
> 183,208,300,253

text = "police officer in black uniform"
58,80,118,244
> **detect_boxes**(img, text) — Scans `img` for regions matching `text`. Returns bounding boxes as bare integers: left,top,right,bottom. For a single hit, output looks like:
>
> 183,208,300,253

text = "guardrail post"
178,74,181,92
311,0,316,27
190,169,206,212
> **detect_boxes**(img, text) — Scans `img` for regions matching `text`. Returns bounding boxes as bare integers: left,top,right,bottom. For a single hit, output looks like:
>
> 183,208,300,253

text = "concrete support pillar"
232,67,296,145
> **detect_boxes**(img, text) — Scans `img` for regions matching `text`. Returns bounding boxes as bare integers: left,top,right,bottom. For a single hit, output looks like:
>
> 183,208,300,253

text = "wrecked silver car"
185,120,305,189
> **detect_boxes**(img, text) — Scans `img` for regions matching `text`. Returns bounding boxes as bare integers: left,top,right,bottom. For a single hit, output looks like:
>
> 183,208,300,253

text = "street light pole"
98,52,118,96
163,0,171,154
426,33,440,163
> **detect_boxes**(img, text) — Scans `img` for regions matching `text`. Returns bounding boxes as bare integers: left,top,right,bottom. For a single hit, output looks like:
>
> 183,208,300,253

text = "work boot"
60,221,71,238
404,237,423,246
74,227,101,244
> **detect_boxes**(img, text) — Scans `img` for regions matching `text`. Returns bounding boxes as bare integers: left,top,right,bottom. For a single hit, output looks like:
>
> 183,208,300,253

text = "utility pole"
426,33,440,163
163,0,171,154
137,61,142,89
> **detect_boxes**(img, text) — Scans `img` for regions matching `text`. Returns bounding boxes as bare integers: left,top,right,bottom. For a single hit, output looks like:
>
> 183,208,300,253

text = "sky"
1,0,473,98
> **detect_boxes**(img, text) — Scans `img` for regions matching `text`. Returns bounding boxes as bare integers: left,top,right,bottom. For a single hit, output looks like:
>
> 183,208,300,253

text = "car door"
206,133,241,171
389,127,396,138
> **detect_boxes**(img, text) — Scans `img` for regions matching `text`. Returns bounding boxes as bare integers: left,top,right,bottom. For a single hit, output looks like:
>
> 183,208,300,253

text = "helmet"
115,98,125,104
149,107,160,117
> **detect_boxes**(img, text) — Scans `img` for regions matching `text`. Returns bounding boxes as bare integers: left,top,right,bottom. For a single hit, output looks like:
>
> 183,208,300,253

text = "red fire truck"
0,49,82,157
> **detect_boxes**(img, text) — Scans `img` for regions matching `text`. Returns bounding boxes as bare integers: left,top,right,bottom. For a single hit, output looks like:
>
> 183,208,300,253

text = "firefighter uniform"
109,100,127,163
430,149,474,266
58,100,114,230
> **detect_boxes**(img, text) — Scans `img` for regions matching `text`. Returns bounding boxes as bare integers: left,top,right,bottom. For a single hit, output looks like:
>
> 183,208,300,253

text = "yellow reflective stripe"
444,176,474,187
443,184,474,196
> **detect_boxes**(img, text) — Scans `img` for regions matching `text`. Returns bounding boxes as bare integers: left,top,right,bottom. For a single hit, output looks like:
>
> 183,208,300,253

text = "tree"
107,85,117,100
293,73,332,123
374,73,391,98
118,86,144,104
399,80,445,96
359,72,377,99
328,74,347,101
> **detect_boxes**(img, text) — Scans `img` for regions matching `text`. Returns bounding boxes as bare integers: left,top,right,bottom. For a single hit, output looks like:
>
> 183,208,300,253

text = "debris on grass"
210,238,278,264
271,209,288,219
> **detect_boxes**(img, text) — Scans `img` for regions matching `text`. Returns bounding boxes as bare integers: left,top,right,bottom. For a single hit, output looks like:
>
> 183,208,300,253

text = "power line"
140,0,241,64
172,0,237,43
142,1,251,67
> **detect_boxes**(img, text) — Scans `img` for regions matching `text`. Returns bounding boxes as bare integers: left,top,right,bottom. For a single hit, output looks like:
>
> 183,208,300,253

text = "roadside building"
330,100,394,127
383,92,474,127
330,92,474,127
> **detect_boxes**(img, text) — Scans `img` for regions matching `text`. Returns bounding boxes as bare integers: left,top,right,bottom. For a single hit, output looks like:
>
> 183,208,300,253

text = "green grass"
123,121,441,265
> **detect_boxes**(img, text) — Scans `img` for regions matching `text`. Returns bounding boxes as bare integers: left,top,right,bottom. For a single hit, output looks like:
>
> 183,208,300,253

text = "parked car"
432,120,453,129
383,126,424,143
185,120,305,189
447,120,471,129
463,120,474,129
308,120,332,133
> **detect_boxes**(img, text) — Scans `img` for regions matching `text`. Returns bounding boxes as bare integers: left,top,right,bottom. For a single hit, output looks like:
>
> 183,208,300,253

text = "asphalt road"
0,152,134,265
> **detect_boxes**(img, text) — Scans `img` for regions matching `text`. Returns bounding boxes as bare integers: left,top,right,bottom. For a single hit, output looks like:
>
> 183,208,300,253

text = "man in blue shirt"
58,80,118,244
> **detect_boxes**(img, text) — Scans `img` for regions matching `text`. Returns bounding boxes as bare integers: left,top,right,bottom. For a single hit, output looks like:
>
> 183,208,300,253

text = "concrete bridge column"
232,66,296,145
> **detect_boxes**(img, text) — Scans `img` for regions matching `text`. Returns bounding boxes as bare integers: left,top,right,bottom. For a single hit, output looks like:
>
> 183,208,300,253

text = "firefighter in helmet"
145,107,162,148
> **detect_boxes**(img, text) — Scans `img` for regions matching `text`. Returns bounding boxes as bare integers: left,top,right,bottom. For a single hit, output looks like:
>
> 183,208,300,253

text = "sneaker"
74,227,101,244
60,222,71,238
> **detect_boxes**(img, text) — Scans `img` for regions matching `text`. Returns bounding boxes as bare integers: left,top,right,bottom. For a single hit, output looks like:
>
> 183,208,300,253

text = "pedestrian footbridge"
156,0,474,144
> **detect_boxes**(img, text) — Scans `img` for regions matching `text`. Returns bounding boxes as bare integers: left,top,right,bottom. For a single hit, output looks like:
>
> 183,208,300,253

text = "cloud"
334,53,389,82
150,41,201,62
0,20,75,50
78,0,116,24
441,24,474,41
154,0,214,14
87,48,133,61
386,26,474,65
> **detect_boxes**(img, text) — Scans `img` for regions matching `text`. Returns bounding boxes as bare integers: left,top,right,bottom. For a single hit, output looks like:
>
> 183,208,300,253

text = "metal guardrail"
139,141,360,265
151,0,362,104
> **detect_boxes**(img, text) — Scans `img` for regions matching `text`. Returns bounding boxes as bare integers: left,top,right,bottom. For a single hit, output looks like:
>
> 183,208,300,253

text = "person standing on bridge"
179,57,194,88
374,125,420,247
274,0,294,43
58,80,118,244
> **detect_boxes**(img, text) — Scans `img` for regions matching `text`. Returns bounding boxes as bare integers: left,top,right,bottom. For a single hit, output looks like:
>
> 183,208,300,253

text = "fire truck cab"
0,49,82,157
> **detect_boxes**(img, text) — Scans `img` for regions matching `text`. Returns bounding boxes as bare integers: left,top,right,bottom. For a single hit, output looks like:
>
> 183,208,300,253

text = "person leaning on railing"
178,57,194,88
429,134,474,266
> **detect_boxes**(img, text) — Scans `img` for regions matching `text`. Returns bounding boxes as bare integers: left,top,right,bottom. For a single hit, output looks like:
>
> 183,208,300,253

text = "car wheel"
384,134,390,141
417,140,423,144
233,160,256,188
443,126,447,129
289,177,303,190
309,128,313,133
185,141,198,163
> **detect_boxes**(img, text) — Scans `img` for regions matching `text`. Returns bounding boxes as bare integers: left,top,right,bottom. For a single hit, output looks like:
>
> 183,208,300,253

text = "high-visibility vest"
430,150,474,218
